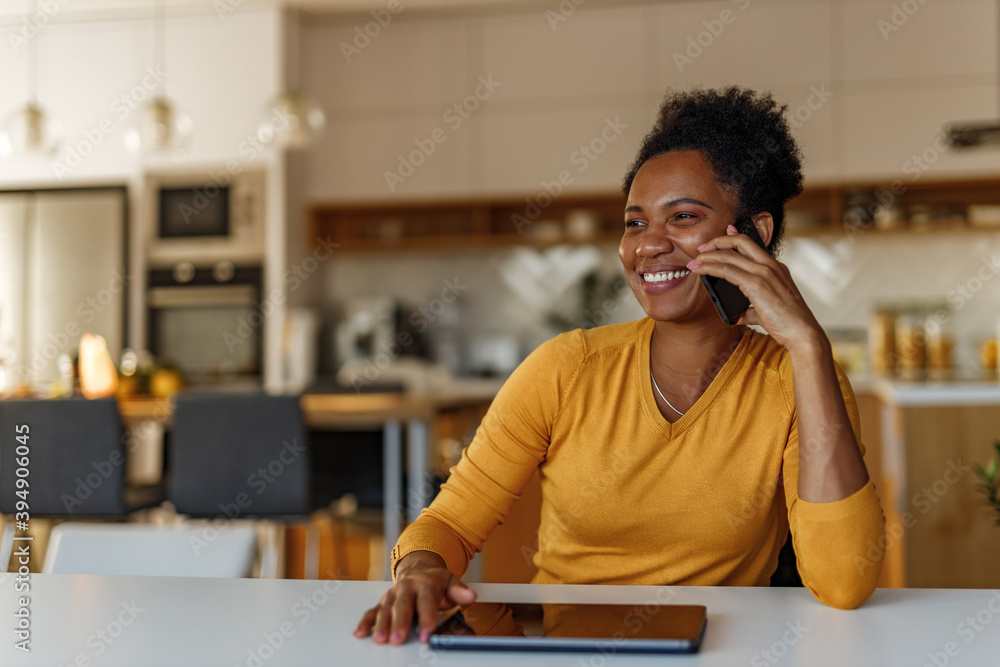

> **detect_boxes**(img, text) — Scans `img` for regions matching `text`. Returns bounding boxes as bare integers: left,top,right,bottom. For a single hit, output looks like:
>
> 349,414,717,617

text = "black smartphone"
699,217,768,326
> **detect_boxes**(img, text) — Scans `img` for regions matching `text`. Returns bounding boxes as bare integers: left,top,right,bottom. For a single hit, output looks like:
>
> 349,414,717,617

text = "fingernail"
420,629,431,643
728,224,738,232
686,260,700,269
390,630,403,644
373,630,386,642
354,628,365,638
697,243,707,251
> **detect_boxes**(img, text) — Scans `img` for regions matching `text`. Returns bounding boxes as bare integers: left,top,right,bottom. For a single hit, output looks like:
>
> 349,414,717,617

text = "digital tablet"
429,601,706,654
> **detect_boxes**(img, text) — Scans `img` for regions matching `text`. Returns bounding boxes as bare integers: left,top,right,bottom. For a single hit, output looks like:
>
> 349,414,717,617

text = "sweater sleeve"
390,331,583,579
782,361,886,609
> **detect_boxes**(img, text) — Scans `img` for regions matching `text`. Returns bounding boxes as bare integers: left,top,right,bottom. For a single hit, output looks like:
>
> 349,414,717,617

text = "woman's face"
619,150,738,324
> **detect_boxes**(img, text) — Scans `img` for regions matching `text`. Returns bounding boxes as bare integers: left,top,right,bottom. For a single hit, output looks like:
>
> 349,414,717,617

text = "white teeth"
643,269,690,284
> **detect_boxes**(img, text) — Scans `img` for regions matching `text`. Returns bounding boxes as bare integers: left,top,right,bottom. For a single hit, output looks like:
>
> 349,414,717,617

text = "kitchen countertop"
848,373,1000,407
117,376,506,428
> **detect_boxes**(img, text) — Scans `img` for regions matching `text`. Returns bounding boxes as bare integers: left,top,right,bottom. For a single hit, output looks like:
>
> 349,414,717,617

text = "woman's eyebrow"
624,197,714,214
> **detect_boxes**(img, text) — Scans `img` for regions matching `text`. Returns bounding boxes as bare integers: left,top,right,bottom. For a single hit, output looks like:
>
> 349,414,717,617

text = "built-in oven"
147,262,263,388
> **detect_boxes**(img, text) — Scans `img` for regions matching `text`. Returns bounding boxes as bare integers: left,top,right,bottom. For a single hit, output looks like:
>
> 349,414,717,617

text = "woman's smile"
619,149,735,322
638,265,692,293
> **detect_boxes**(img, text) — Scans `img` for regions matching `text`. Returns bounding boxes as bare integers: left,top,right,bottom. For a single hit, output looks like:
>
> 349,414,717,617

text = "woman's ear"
752,213,774,249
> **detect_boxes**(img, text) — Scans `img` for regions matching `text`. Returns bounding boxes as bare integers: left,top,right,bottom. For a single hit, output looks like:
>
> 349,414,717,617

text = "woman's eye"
670,213,700,227
625,219,645,229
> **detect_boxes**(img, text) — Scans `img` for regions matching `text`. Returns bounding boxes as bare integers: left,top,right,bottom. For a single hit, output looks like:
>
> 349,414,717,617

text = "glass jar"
895,309,926,379
924,304,954,378
869,309,896,376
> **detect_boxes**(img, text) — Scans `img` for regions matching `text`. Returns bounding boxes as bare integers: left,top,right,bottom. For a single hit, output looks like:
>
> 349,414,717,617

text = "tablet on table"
429,601,707,654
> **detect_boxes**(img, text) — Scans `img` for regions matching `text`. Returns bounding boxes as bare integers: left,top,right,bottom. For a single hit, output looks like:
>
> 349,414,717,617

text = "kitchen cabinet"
308,177,1000,252
876,381,1000,588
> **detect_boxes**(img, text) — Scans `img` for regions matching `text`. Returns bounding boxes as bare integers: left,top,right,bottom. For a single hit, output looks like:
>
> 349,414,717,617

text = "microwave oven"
145,169,266,266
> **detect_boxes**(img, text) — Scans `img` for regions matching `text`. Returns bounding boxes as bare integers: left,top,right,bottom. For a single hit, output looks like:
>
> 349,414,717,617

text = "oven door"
148,284,262,388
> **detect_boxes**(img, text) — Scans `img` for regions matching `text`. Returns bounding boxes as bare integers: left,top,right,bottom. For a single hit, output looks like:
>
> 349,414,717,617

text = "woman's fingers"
415,584,443,643
388,588,417,644
355,553,467,645
696,226,772,262
371,593,395,643
354,606,379,638
445,577,477,605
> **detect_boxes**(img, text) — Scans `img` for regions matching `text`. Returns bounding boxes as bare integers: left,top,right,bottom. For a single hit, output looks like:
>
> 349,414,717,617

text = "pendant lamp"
257,7,326,150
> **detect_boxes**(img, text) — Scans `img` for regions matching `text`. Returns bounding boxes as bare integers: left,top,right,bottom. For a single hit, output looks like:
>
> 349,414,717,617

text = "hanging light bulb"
0,0,63,159
124,97,193,155
257,91,326,150
0,103,63,158
126,0,192,156
258,7,326,150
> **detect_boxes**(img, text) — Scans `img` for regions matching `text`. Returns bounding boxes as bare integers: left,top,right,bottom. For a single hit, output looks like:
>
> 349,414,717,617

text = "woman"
355,87,885,646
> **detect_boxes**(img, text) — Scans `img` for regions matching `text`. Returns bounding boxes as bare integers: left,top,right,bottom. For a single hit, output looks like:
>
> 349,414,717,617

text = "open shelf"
307,177,1000,252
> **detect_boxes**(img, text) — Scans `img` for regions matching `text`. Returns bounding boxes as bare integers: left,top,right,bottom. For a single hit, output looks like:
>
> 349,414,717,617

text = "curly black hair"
622,87,803,256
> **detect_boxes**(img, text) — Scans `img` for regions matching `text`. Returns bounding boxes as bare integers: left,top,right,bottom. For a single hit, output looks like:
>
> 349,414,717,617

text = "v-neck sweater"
392,318,886,610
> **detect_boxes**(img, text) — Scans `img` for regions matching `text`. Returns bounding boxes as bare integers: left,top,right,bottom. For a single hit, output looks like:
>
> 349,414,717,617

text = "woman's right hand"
353,550,477,645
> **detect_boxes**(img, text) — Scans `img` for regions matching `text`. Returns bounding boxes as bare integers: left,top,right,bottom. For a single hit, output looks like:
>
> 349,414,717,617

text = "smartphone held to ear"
700,218,768,326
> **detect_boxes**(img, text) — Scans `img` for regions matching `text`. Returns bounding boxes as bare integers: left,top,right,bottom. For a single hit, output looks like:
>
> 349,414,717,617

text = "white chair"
0,521,13,572
42,523,257,578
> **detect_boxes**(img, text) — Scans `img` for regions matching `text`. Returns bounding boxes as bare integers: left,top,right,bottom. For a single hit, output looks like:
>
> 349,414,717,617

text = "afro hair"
622,87,804,256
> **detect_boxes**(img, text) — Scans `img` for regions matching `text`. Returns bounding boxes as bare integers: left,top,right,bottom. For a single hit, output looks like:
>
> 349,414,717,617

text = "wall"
0,6,287,388
293,0,1000,374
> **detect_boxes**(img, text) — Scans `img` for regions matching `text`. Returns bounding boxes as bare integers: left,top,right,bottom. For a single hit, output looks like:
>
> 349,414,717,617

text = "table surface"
117,377,503,428
2,575,999,666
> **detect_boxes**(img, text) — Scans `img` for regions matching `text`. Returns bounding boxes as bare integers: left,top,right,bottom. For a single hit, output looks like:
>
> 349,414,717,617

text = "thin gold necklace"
649,371,684,417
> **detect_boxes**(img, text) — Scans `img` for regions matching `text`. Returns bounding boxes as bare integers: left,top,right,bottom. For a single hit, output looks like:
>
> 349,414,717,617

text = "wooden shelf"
307,177,1000,252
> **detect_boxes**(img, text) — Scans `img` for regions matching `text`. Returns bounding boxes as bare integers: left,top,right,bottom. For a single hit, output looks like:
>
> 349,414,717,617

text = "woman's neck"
650,319,746,397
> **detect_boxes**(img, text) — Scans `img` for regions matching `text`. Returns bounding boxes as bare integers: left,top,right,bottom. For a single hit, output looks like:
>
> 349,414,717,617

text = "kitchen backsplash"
320,231,1000,375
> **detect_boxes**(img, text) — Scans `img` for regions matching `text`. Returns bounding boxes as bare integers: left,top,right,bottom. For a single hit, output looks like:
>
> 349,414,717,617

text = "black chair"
769,531,804,587
168,394,312,517
0,398,127,517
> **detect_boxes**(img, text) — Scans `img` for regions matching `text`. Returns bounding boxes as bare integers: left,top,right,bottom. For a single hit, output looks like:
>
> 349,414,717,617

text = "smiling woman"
354,87,887,646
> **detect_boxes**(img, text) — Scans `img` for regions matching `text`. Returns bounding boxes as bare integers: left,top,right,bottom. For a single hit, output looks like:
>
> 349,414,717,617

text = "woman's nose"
636,224,676,256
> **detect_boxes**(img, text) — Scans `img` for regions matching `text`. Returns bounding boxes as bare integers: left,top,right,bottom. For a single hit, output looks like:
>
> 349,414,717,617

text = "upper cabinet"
308,176,1000,252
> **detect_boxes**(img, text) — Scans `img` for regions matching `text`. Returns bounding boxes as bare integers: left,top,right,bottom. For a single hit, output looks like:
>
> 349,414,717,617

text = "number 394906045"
14,424,29,515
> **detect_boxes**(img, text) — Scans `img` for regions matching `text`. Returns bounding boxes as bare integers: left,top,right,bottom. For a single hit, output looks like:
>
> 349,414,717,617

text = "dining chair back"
0,398,126,516
168,394,311,517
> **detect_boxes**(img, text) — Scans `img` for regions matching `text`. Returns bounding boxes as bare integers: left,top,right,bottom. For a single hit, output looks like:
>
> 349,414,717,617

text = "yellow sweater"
392,318,885,609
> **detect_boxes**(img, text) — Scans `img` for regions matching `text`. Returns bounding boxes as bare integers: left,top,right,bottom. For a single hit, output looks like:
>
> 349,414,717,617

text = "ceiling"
0,0,566,21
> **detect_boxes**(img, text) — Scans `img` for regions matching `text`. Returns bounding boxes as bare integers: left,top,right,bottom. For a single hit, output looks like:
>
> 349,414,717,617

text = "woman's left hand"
687,224,823,354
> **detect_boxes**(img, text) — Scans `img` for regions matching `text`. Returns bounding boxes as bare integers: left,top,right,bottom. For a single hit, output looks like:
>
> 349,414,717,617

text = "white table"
3,575,999,666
